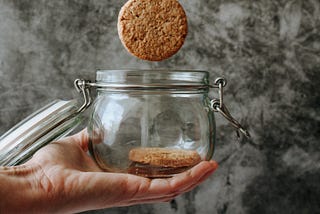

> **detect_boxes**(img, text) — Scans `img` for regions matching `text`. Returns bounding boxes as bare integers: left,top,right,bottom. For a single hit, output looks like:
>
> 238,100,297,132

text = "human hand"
0,130,218,213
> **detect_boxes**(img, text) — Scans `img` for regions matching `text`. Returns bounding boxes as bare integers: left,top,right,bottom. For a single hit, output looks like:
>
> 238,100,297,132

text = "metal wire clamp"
210,78,250,139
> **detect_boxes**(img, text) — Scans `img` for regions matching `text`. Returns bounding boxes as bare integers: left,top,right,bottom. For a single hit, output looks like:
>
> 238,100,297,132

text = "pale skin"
0,130,218,213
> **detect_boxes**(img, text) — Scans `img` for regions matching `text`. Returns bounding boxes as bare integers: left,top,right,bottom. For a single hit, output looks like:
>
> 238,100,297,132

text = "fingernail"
209,160,218,170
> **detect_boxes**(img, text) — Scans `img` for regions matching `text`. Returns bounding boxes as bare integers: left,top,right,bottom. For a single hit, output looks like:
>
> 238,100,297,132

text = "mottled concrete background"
0,0,319,213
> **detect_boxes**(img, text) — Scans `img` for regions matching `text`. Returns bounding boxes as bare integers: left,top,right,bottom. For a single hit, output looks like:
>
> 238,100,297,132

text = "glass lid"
0,100,82,166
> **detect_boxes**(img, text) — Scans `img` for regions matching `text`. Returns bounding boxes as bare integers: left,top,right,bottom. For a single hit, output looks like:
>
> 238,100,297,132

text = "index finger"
135,160,218,199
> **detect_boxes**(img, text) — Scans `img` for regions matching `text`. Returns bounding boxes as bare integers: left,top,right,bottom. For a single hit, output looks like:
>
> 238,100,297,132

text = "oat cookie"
129,147,201,167
118,0,188,61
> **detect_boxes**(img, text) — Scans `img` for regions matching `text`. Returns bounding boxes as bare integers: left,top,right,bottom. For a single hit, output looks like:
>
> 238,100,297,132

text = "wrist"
0,164,47,213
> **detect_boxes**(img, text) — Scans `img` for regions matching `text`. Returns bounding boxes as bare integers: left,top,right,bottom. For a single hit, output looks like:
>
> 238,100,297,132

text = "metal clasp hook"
74,79,92,113
210,78,250,139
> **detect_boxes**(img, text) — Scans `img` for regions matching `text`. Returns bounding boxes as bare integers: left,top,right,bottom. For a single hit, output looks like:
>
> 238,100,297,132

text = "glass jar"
0,69,249,178
87,70,215,177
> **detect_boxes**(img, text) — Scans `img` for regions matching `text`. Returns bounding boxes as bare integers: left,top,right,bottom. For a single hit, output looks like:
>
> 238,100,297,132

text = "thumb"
64,129,90,152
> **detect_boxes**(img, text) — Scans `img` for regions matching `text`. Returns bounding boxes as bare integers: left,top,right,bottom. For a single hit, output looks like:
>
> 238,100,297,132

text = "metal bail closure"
74,79,92,113
210,78,251,139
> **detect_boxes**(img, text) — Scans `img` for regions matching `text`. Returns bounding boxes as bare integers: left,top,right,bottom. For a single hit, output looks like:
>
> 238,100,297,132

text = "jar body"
88,70,215,177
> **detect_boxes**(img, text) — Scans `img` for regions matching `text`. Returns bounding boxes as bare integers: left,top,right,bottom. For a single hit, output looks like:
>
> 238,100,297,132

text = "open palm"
25,130,218,213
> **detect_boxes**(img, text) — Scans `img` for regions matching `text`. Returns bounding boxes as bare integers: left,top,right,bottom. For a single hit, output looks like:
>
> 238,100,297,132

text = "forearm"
0,164,46,213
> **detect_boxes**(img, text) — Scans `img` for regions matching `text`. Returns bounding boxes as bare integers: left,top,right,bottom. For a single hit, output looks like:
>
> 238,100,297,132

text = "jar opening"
96,70,209,86
92,70,211,92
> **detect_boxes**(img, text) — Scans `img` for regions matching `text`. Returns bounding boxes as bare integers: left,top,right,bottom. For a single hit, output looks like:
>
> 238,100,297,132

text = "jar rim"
96,70,210,86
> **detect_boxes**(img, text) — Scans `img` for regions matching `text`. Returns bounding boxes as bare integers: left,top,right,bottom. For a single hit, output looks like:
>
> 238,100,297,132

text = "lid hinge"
74,79,92,113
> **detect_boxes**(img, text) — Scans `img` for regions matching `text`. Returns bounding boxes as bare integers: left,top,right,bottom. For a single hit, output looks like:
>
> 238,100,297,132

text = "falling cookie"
118,0,188,61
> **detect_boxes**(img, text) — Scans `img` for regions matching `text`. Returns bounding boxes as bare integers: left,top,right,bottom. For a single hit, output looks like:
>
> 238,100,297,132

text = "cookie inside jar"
127,147,201,177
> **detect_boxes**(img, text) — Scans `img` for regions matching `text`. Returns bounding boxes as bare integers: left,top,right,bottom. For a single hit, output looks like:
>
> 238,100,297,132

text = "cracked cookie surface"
118,0,188,61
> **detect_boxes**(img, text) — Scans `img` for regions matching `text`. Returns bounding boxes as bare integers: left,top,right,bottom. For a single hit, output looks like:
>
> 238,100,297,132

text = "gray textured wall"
1,0,319,213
